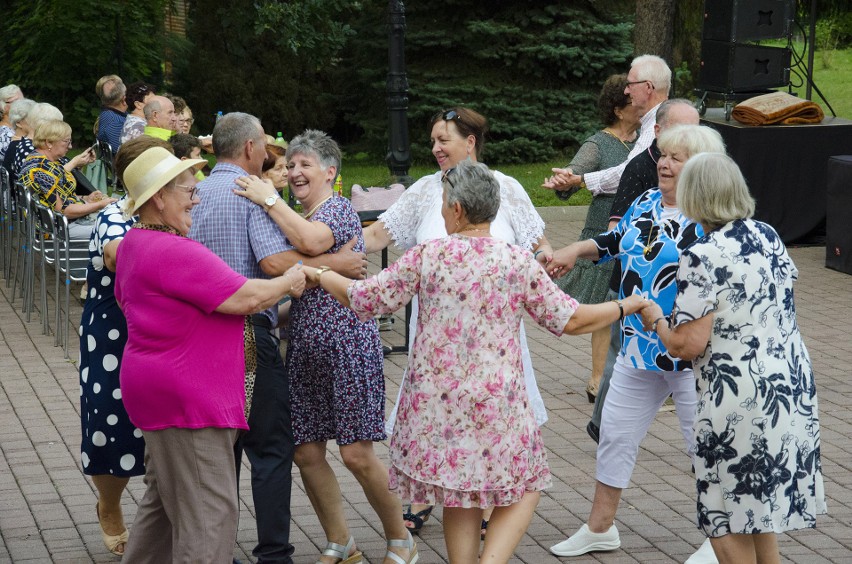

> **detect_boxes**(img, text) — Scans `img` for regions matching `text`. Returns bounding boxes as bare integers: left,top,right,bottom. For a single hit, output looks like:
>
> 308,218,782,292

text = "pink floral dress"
348,235,578,508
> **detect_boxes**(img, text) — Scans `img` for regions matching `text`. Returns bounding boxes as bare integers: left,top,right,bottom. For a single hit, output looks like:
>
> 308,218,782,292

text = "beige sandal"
316,536,362,564
95,502,128,556
385,531,418,564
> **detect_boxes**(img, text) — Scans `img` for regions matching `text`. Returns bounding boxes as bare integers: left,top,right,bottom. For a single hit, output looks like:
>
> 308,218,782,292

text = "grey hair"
143,98,161,121
631,54,672,95
656,98,699,130
657,124,725,159
678,152,755,230
26,103,63,133
285,129,341,174
0,84,24,116
213,112,264,159
96,75,126,107
8,99,36,128
443,160,500,224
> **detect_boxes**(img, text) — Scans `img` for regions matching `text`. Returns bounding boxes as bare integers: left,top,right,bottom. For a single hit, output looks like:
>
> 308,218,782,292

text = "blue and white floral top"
593,188,702,371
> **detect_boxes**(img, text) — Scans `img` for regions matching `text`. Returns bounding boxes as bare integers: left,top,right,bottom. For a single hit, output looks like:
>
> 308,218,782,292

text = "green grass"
342,159,591,207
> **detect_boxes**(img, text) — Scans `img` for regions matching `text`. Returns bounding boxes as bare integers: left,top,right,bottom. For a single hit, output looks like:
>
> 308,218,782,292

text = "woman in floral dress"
298,161,648,563
642,153,825,564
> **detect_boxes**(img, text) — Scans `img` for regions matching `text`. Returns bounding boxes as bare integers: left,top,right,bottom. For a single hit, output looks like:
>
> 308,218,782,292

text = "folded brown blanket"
732,92,825,125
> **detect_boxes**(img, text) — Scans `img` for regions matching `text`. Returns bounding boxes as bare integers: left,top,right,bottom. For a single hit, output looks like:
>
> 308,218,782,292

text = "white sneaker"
685,538,718,564
549,523,620,557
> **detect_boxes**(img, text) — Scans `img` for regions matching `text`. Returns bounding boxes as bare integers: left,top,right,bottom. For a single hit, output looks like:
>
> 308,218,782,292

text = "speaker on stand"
696,0,795,120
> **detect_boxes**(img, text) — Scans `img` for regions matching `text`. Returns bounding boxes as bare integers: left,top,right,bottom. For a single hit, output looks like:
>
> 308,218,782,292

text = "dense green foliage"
0,0,173,140
337,1,634,164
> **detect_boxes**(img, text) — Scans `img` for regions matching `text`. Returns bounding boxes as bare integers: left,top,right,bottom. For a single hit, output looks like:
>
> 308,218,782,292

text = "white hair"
631,54,672,95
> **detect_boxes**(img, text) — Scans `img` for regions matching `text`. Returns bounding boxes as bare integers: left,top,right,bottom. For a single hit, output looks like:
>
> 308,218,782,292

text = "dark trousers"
235,322,295,564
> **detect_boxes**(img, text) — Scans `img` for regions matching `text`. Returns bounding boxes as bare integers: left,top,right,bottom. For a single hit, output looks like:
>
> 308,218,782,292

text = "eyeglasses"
626,80,653,89
173,183,198,200
441,167,456,189
59,138,72,146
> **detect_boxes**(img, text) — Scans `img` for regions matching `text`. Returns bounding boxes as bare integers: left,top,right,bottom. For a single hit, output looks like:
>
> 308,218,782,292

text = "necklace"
456,223,490,236
603,128,633,151
643,224,659,257
304,194,333,219
134,222,184,237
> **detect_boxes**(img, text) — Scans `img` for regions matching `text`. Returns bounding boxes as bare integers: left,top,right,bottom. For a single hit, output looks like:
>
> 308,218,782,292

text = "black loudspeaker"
826,155,852,275
698,41,791,92
703,0,794,42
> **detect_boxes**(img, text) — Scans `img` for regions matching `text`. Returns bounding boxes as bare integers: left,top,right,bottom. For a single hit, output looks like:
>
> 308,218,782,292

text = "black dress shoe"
586,421,600,443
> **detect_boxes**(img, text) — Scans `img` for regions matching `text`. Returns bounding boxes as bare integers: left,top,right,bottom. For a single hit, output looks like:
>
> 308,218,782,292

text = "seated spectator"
120,82,155,145
5,102,63,182
0,84,25,162
95,75,128,151
1,97,34,173
142,96,176,140
169,133,206,180
19,119,115,239
177,104,194,135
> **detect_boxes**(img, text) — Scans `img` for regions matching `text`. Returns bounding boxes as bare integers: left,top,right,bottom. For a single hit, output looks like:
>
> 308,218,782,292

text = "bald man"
143,96,177,140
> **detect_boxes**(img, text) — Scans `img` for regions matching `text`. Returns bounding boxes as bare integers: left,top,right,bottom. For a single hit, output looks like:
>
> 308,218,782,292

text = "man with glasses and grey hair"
95,75,127,151
543,54,671,197
188,112,367,564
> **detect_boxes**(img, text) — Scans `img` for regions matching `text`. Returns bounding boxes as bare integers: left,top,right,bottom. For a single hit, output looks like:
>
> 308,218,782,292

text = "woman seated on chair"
19,120,116,239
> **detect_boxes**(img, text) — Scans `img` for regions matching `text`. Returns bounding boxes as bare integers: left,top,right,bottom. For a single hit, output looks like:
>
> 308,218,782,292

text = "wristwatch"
315,265,332,281
264,195,280,211
579,175,587,190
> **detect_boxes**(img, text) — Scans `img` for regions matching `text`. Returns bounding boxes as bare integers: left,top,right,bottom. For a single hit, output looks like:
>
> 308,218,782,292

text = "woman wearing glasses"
120,82,155,145
361,107,553,537
19,119,114,239
114,147,305,562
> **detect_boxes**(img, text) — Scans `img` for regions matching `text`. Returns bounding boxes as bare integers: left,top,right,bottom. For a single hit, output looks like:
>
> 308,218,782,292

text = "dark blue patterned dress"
672,219,826,536
78,199,145,477
285,196,385,445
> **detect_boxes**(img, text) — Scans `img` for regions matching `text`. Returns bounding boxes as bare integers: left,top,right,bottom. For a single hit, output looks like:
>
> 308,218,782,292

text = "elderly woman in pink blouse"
114,147,305,563
297,160,648,562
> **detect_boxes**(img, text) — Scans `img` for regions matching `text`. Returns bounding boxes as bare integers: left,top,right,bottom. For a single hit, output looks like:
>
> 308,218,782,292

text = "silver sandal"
315,536,362,564
385,531,419,564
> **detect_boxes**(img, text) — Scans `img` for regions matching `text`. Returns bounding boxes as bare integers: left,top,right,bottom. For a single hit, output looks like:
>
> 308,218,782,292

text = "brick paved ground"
1,206,850,563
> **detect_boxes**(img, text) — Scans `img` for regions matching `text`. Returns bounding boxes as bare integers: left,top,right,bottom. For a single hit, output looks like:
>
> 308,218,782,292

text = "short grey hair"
631,54,672,95
286,129,341,174
8,99,36,128
656,98,699,130
657,124,725,160
143,98,161,121
96,75,126,107
213,112,264,159
26,103,63,133
0,84,24,116
678,152,755,230
443,160,500,224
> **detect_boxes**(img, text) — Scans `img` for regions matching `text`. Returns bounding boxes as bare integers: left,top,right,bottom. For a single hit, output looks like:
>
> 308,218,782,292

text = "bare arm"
532,235,553,266
258,237,367,279
57,197,117,220
363,220,393,254
547,239,602,278
563,294,647,335
215,265,306,315
640,301,713,360
303,265,352,308
103,239,121,272
234,175,334,255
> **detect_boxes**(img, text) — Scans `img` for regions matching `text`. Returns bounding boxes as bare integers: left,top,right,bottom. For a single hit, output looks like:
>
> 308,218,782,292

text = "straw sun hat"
123,147,206,214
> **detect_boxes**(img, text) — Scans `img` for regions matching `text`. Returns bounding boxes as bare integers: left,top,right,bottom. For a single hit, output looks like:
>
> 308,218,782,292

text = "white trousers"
596,359,697,489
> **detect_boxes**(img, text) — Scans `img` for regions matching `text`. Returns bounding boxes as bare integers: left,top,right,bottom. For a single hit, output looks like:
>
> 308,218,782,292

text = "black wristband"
612,299,624,320
652,316,666,332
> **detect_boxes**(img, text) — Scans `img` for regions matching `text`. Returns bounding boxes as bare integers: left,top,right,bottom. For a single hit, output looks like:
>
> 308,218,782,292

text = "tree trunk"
634,0,676,61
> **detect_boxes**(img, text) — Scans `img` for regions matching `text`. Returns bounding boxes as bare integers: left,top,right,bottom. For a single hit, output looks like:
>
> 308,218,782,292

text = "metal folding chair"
32,202,58,336
0,168,9,278
96,139,122,195
12,184,35,319
53,213,90,357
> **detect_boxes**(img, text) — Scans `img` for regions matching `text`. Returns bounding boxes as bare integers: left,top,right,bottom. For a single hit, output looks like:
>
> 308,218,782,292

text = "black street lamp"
386,0,412,186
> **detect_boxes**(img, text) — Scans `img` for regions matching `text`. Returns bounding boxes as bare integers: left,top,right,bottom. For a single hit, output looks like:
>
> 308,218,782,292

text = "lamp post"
386,0,412,186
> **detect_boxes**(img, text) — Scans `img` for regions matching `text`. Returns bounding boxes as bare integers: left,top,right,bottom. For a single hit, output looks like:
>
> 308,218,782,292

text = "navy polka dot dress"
78,200,144,477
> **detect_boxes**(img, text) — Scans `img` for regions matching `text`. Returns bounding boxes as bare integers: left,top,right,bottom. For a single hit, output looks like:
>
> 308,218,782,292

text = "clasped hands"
542,167,583,192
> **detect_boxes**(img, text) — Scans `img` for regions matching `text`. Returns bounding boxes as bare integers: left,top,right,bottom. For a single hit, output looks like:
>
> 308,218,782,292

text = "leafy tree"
0,0,172,141
337,1,634,165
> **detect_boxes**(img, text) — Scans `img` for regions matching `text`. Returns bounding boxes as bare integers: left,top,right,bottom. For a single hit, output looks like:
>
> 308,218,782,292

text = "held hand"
639,300,665,330
621,294,650,317
546,245,579,278
542,168,581,191
338,236,368,279
302,265,321,286
534,246,553,267
283,264,306,298
233,175,277,206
